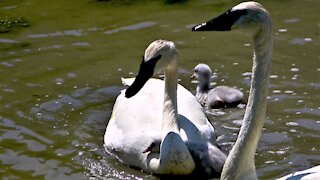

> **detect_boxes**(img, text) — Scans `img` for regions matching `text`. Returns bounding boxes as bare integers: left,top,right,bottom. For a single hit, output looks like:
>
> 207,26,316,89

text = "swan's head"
145,39,178,72
125,40,178,98
191,63,212,83
192,1,270,35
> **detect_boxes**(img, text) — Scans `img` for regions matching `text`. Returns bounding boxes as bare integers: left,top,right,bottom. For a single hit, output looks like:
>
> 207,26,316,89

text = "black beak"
125,55,161,98
192,9,248,31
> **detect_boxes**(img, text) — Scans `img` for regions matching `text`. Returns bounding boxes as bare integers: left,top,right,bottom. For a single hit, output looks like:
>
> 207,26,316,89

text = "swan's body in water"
144,137,226,177
192,1,319,179
104,40,226,177
191,63,243,108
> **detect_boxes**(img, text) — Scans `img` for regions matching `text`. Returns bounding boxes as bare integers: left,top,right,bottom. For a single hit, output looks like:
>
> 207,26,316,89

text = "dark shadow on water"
95,0,188,5
163,0,188,4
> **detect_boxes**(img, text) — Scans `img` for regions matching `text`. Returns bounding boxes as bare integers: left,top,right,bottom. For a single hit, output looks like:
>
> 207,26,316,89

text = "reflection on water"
105,21,158,34
0,38,18,44
0,0,319,179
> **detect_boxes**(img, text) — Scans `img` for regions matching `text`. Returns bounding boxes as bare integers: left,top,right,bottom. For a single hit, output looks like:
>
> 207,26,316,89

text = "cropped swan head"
145,40,178,72
192,1,270,35
125,40,178,98
191,63,212,83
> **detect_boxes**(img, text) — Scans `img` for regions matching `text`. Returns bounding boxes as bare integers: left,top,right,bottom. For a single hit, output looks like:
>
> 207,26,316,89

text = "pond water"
0,0,319,179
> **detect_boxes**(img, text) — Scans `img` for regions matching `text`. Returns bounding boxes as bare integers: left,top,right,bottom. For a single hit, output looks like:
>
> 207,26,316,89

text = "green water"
0,0,319,179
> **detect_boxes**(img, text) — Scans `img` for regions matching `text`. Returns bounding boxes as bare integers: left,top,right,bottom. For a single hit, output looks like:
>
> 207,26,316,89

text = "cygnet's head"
192,1,270,35
191,63,212,84
125,40,178,98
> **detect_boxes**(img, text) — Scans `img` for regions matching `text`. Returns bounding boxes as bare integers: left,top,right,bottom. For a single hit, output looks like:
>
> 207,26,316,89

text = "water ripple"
0,117,53,145
285,108,320,116
27,29,85,39
104,21,158,34
0,38,17,44
290,38,313,45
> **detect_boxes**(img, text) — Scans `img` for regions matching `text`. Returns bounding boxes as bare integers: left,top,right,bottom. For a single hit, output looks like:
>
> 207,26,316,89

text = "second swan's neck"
221,21,272,179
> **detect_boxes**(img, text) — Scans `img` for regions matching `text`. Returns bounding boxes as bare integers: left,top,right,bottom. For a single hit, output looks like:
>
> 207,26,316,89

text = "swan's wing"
104,78,164,169
104,124,160,170
105,78,216,166
106,78,163,136
177,84,216,143
211,86,243,103
113,78,213,135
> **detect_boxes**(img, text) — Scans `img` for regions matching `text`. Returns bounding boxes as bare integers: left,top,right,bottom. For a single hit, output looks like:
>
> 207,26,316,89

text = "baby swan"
191,63,243,108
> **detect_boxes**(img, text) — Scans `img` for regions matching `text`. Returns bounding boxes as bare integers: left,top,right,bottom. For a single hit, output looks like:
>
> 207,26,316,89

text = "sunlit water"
0,0,319,179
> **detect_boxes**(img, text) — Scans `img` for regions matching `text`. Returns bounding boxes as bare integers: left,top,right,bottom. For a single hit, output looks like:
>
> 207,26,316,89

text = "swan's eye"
194,69,199,73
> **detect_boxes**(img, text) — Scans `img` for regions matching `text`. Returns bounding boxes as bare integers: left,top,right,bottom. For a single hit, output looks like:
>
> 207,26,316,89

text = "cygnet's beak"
190,74,196,80
142,147,151,153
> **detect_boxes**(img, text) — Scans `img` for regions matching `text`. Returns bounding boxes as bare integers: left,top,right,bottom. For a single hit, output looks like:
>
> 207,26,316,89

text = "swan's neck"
149,61,195,174
221,20,272,180
149,132,195,174
162,62,179,135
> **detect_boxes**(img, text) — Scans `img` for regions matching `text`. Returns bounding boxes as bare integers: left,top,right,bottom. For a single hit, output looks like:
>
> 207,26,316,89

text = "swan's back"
104,78,216,166
207,86,243,107
111,78,211,133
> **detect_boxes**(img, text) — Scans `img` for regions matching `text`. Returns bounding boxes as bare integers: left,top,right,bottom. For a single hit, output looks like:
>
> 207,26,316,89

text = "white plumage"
193,1,319,179
104,40,225,177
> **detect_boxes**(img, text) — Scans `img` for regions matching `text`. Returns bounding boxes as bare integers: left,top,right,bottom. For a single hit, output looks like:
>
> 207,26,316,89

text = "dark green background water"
0,0,319,179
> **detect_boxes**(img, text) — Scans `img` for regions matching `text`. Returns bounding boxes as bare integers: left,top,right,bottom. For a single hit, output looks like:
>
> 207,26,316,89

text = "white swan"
104,39,226,177
191,63,244,108
192,1,320,179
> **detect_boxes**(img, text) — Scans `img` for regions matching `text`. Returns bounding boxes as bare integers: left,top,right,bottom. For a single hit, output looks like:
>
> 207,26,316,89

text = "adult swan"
104,40,226,177
192,1,320,179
